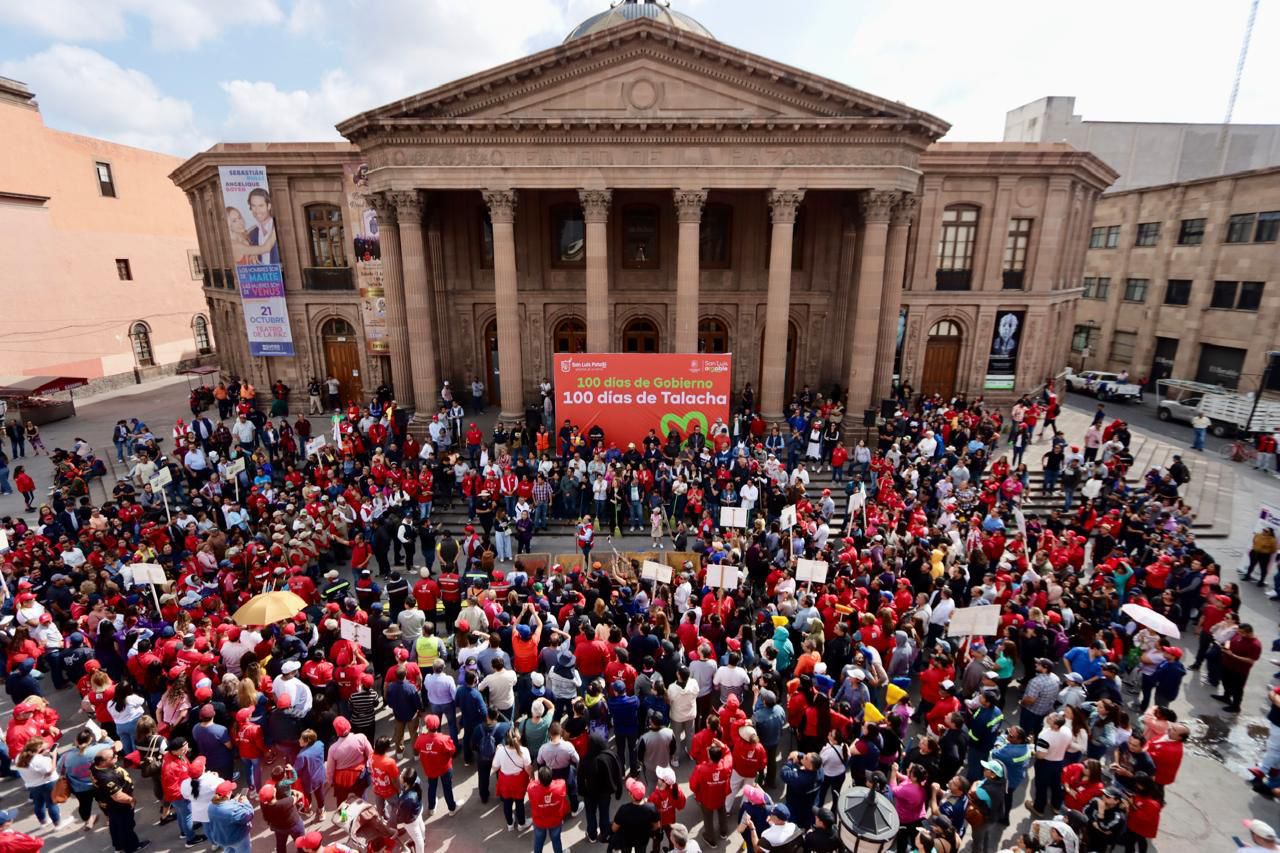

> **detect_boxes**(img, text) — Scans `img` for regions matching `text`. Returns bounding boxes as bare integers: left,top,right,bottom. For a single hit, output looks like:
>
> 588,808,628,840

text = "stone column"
759,189,804,420
367,193,414,410
845,190,897,423
579,189,612,352
392,190,439,419
871,193,917,404
484,190,525,419
673,189,707,353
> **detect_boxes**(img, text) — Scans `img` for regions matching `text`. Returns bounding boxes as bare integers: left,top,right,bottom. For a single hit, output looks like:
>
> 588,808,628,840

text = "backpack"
477,725,497,763
596,749,623,797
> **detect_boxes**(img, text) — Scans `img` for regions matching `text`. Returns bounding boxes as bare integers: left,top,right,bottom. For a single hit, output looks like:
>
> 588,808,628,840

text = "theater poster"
985,310,1025,390
218,165,295,356
344,163,387,355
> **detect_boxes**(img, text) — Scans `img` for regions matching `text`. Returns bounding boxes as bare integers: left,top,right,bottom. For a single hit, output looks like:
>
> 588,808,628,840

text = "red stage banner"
553,353,733,447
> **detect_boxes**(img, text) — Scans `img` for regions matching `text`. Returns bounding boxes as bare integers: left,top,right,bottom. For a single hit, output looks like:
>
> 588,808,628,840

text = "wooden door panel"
324,340,361,407
921,338,960,398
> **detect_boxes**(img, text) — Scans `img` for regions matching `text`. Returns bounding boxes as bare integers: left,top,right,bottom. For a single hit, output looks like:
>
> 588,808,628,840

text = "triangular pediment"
338,18,949,139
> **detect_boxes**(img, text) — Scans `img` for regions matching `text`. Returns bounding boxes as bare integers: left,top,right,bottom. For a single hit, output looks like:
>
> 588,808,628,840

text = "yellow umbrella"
232,590,308,626
885,683,907,706
863,702,885,723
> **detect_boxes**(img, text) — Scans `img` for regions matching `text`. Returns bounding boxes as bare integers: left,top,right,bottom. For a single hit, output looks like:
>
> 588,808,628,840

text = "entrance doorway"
483,319,501,405
758,322,798,405
553,317,587,353
622,317,660,353
321,318,362,406
1150,337,1178,389
921,319,962,398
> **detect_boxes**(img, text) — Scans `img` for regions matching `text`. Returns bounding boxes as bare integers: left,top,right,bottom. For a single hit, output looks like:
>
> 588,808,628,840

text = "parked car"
1156,394,1204,425
1061,369,1143,402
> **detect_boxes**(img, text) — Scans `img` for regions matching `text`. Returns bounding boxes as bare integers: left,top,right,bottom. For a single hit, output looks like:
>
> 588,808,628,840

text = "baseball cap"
980,759,1006,778
1245,820,1278,842
215,781,236,797
769,804,791,821
742,785,767,806
0,810,14,825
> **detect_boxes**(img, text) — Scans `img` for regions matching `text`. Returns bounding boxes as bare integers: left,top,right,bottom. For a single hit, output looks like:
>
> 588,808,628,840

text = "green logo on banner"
659,410,709,440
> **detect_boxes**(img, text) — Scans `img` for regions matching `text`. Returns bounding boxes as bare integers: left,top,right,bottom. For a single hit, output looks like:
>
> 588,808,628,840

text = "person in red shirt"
527,766,569,851
233,707,267,790
1147,724,1187,786
648,765,686,841
729,726,768,807
413,714,457,815
0,808,42,853
690,742,734,847
412,569,439,613
369,736,402,807
1218,623,1263,712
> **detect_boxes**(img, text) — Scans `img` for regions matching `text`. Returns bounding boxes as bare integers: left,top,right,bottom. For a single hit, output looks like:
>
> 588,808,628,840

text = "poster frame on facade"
984,309,1025,391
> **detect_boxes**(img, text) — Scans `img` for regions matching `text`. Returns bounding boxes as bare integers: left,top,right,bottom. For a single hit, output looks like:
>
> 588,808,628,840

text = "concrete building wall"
1005,96,1280,192
0,78,208,382
1074,166,1280,393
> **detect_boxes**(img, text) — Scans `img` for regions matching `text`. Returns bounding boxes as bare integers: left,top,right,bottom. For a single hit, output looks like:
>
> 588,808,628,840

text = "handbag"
52,776,72,804
964,791,986,828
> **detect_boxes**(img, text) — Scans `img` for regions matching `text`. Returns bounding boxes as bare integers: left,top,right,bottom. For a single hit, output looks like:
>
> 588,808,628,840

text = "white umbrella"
1121,603,1179,638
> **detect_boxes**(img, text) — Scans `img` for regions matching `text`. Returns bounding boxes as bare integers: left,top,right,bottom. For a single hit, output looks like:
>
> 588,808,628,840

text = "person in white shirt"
712,653,750,703
666,669,699,766
272,661,312,718
927,589,955,644
478,659,517,717
60,544,86,570
673,574,694,615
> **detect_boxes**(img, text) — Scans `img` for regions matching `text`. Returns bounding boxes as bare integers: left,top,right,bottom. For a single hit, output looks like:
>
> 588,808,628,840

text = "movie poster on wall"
344,164,387,355
218,165,295,356
985,309,1025,390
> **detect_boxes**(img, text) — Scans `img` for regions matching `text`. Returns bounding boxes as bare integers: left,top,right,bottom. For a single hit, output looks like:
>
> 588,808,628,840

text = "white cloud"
221,0,570,139
285,0,329,37
0,0,284,51
0,45,211,155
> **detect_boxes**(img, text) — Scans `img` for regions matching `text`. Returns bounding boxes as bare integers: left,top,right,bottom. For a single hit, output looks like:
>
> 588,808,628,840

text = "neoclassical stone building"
171,2,1116,425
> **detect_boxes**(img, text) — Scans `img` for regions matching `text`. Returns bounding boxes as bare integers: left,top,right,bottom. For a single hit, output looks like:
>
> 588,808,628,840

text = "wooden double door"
921,334,961,398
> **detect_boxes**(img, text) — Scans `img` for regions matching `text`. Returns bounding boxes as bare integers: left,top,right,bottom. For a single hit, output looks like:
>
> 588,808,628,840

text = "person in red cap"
294,831,324,852
233,708,266,790
325,716,372,807
259,782,306,853
206,780,254,853
159,737,204,845
412,714,457,816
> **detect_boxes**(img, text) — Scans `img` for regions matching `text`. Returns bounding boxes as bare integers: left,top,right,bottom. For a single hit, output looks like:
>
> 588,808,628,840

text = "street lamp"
837,786,899,852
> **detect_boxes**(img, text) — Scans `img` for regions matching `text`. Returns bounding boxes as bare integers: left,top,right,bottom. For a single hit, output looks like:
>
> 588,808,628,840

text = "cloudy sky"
1,0,1275,158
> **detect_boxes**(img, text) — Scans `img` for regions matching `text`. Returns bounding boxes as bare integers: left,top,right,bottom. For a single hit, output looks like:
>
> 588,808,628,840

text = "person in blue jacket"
206,781,255,853
989,726,1032,822
607,680,641,775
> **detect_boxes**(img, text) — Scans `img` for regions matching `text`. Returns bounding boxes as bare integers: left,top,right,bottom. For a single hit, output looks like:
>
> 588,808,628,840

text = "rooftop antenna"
1216,0,1259,173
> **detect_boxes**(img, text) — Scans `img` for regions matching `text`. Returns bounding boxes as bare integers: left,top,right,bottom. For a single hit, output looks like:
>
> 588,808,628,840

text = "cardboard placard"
149,467,172,489
848,487,867,513
305,436,327,457
224,457,246,477
555,553,585,573
719,506,748,529
795,558,828,584
0,530,8,553
779,504,797,530
128,563,168,585
641,560,673,584
516,553,552,575
946,604,1001,638
340,617,373,649
705,563,740,590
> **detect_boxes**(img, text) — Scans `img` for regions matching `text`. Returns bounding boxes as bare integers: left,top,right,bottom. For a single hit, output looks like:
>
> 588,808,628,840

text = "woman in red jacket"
648,765,686,847
13,466,35,511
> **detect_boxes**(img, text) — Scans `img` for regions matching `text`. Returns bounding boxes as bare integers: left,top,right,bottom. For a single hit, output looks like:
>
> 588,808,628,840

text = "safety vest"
415,634,442,668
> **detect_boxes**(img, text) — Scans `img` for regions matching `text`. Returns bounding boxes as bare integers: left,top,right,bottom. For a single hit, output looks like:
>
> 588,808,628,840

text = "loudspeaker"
880,398,897,419
863,408,877,427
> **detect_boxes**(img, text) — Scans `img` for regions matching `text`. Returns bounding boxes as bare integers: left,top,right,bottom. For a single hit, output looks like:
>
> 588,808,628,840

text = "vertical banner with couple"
219,165,295,356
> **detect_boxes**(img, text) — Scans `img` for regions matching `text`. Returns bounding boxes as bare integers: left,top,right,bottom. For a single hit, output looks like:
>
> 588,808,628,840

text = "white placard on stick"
719,506,748,529
224,457,246,477
779,505,797,530
795,558,828,584
340,617,373,649
128,563,168,585
641,560,673,584
305,436,326,457
848,487,866,513
149,467,172,489
946,604,1001,638
705,563,740,590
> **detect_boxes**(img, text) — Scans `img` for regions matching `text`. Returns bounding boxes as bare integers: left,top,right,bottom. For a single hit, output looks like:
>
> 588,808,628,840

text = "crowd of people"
0,374,1267,853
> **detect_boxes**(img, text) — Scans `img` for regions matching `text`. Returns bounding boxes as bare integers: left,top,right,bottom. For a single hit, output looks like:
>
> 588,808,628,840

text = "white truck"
1061,368,1143,402
1155,378,1280,437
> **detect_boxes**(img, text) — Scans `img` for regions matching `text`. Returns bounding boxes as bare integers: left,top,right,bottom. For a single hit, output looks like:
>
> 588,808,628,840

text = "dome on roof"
565,0,713,43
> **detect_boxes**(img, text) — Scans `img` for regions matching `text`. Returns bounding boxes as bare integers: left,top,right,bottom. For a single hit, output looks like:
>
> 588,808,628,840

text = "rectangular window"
1089,227,1106,249
1071,324,1091,353
478,212,494,269
1110,331,1137,364
1257,211,1280,243
115,258,132,280
1134,222,1161,246
95,161,116,197
621,205,660,269
1002,217,1032,289
936,206,978,290
1211,280,1238,309
1083,276,1111,299
1178,218,1206,245
1105,225,1120,248
1226,213,1256,243
1164,279,1192,305
1082,277,1095,298
306,204,347,268
1238,281,1265,312
1123,278,1148,302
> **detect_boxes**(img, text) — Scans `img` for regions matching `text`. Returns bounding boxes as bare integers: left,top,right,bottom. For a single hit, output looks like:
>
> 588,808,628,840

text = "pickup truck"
1061,369,1143,402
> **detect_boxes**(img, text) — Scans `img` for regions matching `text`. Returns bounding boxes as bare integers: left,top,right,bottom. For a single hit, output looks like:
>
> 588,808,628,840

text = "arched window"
130,322,154,367
553,317,587,353
192,315,212,354
321,317,356,338
936,205,979,290
698,318,729,353
929,319,962,338
622,317,660,353
306,203,346,267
